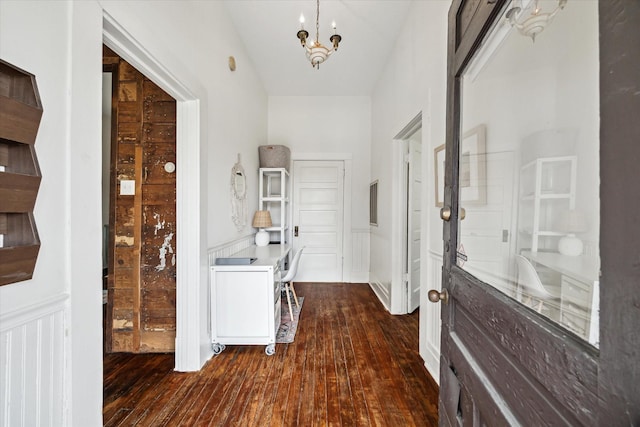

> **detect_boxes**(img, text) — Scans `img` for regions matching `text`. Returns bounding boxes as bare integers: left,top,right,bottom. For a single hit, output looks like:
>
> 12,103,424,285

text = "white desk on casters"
522,250,600,344
210,244,290,356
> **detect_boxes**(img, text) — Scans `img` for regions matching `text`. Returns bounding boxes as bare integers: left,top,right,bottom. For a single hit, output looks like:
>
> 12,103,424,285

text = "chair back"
515,255,558,299
281,246,304,283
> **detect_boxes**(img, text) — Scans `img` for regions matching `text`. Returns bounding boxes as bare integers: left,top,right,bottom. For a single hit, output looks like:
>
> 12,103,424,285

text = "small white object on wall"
230,154,248,230
120,180,135,195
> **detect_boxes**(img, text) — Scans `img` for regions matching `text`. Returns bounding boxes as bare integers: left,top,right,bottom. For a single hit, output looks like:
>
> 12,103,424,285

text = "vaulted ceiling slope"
223,0,413,96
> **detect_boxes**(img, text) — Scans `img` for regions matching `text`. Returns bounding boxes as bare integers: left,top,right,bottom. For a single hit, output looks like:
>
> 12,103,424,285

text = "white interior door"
407,137,422,312
292,160,344,282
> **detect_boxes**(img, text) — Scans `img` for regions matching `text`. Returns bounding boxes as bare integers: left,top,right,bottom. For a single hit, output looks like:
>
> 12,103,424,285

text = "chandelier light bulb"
299,13,305,29
332,21,337,34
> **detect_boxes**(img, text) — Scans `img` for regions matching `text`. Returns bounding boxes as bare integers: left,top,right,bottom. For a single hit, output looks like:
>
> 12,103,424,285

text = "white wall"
0,0,267,424
268,96,372,281
370,0,449,307
369,0,449,379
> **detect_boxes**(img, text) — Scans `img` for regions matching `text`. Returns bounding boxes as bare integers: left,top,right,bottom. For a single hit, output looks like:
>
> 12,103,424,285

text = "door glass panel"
457,0,600,347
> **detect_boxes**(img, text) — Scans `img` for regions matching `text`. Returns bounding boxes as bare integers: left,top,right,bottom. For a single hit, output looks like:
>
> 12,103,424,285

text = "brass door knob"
440,206,452,221
428,289,449,304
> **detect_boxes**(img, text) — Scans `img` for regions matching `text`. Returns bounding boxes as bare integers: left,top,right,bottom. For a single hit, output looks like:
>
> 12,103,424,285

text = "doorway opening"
103,45,178,354
392,113,423,314
104,11,204,371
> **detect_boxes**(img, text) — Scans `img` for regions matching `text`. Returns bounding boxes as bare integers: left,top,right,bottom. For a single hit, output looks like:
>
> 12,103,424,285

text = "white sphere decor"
255,229,270,247
558,234,583,256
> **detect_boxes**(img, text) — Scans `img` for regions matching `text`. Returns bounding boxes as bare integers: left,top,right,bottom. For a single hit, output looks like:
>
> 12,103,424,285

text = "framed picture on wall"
460,124,487,205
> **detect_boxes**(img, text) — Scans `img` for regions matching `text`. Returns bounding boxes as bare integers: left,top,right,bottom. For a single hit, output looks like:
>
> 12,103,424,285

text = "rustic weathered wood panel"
105,48,176,353
111,288,134,307
113,267,135,289
138,72,176,352
111,330,133,353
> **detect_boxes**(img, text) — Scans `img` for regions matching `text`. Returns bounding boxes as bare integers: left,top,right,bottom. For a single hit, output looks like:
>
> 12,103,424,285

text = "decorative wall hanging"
230,154,247,230
0,59,43,286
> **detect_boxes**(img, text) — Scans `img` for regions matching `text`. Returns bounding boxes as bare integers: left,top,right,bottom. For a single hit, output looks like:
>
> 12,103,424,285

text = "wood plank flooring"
103,283,439,426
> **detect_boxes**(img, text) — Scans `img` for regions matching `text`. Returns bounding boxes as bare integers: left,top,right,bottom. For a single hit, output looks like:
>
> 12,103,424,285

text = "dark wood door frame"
439,0,640,424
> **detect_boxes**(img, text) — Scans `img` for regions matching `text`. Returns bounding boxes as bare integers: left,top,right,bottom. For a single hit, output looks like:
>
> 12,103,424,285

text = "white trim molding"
369,273,390,311
103,12,205,372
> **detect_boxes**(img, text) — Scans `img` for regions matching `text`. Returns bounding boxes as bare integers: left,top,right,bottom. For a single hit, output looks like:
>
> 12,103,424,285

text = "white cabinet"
259,168,289,244
560,274,594,340
210,245,289,356
518,156,577,253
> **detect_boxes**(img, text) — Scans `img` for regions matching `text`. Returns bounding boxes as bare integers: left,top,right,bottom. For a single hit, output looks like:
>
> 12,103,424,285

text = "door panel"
293,160,344,282
437,0,626,424
408,138,422,312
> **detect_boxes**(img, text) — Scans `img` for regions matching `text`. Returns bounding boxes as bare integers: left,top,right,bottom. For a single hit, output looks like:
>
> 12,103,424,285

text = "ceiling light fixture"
296,0,342,69
505,0,567,42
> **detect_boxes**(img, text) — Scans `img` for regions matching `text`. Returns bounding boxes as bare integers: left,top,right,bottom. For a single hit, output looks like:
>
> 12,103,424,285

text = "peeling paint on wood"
153,212,165,236
156,232,174,271
115,235,134,246
113,319,133,329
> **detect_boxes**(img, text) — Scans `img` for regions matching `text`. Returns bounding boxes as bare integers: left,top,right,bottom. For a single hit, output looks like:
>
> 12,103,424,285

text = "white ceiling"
223,0,413,96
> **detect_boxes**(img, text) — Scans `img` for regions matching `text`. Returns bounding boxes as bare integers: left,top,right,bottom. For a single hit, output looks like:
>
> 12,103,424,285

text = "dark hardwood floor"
103,283,439,426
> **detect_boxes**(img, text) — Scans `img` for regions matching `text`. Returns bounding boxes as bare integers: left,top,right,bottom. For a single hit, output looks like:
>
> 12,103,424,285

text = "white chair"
515,255,560,314
281,247,304,320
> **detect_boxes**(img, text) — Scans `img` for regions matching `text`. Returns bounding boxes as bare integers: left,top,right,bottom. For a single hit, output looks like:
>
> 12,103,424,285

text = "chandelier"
505,0,567,42
296,0,342,69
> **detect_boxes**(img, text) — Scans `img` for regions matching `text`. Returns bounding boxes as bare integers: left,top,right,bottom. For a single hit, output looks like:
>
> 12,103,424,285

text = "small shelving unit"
259,168,289,244
518,156,577,253
0,59,43,286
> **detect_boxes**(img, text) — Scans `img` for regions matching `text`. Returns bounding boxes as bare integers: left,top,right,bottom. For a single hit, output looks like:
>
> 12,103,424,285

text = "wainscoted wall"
208,231,369,284
207,235,255,266
350,228,370,283
420,250,442,383
0,295,67,427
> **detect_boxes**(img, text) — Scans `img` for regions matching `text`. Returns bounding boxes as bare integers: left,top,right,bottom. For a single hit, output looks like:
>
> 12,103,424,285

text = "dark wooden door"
103,46,177,353
436,1,639,425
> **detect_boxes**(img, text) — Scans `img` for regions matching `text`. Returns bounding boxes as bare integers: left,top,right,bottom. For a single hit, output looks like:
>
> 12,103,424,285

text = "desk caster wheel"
212,343,226,355
265,344,276,356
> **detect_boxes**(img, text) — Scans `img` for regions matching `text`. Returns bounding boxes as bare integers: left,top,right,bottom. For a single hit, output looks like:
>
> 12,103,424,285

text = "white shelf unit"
259,168,289,244
518,156,577,253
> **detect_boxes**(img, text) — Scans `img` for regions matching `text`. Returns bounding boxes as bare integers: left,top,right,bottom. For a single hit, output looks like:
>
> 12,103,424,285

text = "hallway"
103,283,439,426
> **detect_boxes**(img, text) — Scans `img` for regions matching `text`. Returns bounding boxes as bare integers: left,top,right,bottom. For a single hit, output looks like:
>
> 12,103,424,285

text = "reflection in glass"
456,0,600,347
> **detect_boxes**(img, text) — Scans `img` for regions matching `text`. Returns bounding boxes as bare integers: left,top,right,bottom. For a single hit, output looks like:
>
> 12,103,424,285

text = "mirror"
233,171,246,199
230,154,247,230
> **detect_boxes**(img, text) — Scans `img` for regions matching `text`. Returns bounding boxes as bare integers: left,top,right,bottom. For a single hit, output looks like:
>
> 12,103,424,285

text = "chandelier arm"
316,0,320,43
